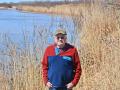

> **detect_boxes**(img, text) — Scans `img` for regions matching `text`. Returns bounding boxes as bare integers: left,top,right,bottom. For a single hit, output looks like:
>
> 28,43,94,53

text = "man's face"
54,34,67,48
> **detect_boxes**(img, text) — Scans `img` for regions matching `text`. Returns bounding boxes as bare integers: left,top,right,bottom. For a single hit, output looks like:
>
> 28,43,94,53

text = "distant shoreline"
0,1,82,15
14,3,90,16
0,7,7,9
0,2,118,16
0,8,17,11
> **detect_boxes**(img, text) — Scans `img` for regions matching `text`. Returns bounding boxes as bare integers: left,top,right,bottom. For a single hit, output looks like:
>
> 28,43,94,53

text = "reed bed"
73,2,120,90
16,3,90,16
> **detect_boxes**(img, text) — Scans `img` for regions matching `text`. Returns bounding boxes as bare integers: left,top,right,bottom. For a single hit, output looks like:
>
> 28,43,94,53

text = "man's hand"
66,82,74,89
46,82,52,88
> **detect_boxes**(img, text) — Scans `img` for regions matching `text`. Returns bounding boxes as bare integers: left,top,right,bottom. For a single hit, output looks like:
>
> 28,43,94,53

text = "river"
0,9,76,64
0,9,74,44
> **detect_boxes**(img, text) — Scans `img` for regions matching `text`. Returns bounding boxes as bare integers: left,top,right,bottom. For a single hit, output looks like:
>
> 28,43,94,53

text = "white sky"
0,0,65,3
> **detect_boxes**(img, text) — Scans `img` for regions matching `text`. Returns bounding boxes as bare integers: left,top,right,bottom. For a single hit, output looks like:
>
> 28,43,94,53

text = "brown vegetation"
73,2,120,90
0,3,12,8
15,3,91,16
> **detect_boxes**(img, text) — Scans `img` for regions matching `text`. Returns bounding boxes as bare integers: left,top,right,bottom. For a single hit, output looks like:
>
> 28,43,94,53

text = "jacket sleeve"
41,47,49,85
71,48,82,86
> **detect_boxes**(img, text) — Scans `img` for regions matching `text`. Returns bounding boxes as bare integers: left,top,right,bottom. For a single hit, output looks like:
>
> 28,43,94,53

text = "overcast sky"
0,0,65,3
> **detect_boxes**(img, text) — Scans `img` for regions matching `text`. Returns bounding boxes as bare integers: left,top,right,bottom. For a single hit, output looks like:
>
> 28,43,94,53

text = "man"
42,29,82,90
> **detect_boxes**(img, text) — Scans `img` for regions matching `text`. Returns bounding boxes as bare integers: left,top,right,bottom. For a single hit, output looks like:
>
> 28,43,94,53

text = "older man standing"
42,29,82,90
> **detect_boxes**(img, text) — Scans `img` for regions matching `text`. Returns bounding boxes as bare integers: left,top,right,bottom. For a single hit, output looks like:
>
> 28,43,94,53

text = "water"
0,9,75,73
0,9,75,61
0,9,75,44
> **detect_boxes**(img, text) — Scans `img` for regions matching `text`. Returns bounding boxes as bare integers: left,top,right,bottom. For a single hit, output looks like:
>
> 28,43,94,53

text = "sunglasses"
56,36,65,40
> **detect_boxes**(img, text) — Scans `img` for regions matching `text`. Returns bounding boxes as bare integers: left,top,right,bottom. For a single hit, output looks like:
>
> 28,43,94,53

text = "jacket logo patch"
63,56,72,61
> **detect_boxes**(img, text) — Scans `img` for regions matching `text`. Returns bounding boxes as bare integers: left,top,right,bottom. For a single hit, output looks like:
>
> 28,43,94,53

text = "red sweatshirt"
41,43,82,87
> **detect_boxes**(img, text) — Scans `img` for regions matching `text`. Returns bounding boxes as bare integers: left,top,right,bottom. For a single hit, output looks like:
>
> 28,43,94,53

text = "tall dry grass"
16,3,90,16
0,28,51,90
72,2,120,90
0,1,120,90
